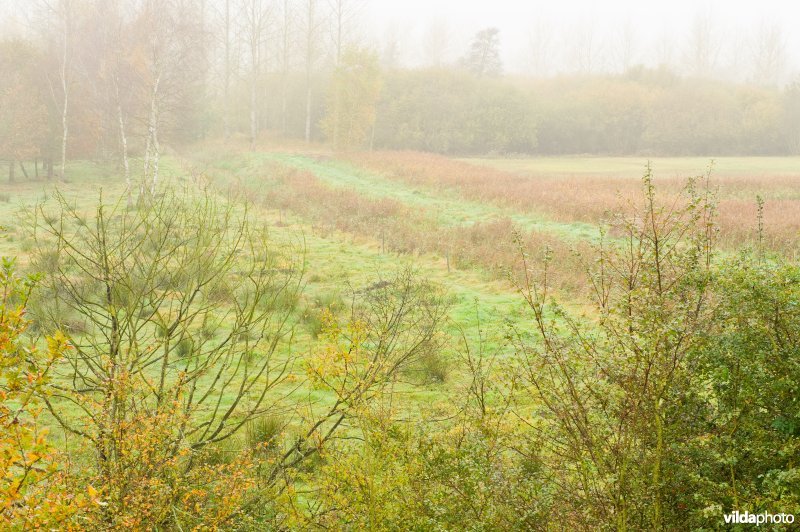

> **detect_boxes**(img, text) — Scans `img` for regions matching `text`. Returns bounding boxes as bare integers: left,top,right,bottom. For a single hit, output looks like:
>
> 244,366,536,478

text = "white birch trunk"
147,74,161,196
281,0,290,135
304,0,316,143
223,0,231,139
250,71,257,150
117,99,131,207
59,0,70,181
305,83,312,143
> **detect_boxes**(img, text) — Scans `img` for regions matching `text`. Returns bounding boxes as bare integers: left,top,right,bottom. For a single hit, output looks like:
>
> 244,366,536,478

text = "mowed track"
347,151,800,252
203,148,800,307
260,153,601,242
252,151,800,252
0,157,537,427
197,152,545,348
201,149,601,297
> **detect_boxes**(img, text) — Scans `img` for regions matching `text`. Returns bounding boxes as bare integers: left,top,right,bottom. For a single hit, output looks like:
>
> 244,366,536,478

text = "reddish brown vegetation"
217,161,590,294
344,151,800,253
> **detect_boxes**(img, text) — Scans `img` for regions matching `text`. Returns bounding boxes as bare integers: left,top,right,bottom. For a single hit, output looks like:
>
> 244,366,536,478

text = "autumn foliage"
0,259,82,528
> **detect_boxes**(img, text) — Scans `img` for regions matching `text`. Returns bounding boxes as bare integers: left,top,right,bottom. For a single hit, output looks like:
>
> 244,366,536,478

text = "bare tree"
273,268,449,485
301,0,322,143
566,21,596,74
684,11,720,78
37,0,73,180
749,22,786,86
325,0,363,146
326,0,361,66
88,0,138,206
130,0,205,194
652,30,676,71
241,0,271,150
219,0,233,138
525,21,553,77
381,22,400,70
612,20,637,73
58,0,70,180
278,0,294,135
31,187,304,505
422,18,449,67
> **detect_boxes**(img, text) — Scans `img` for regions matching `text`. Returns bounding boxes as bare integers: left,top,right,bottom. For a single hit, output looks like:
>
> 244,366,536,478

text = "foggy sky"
1,0,798,82
365,0,800,78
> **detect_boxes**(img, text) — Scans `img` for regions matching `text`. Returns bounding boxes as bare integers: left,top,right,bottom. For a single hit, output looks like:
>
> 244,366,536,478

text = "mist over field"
364,0,800,77
1,0,799,529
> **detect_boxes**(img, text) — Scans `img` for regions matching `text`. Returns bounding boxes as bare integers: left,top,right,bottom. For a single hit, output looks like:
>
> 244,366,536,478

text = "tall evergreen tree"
463,27,502,77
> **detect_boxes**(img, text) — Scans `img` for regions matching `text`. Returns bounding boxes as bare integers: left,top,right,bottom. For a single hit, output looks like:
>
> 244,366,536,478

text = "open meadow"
3,145,799,528
3,0,800,527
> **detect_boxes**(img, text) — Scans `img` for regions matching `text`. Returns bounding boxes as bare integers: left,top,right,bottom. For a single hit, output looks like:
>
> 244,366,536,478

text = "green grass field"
8,150,787,335
0,152,793,424
5,151,797,358
4,149,799,526
0,153,538,438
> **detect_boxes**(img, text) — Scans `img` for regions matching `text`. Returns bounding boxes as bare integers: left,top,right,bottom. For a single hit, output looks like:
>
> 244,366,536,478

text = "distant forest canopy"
2,1,799,171
374,69,800,155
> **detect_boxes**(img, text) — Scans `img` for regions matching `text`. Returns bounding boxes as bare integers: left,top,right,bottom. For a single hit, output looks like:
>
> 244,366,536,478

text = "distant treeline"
222,66,800,156
215,66,800,156
370,68,800,156
4,18,800,175
2,2,799,176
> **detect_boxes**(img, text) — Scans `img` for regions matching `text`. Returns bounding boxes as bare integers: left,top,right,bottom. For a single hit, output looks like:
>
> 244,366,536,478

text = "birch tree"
241,0,271,150
684,12,720,78
749,23,786,86
133,0,204,195
37,0,73,180
222,0,233,139
57,0,71,181
321,46,381,149
88,0,137,205
278,0,293,135
326,0,361,66
301,0,322,143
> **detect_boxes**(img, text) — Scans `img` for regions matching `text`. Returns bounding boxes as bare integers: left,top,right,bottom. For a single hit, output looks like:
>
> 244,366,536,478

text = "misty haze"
1,0,799,529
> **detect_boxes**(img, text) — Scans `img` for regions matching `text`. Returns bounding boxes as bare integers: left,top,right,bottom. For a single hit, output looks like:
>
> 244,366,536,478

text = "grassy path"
1,157,540,431
0,157,535,358
256,152,602,242
211,157,539,354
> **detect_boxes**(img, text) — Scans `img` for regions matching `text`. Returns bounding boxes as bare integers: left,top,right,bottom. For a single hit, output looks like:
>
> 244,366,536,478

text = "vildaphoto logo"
723,511,795,526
